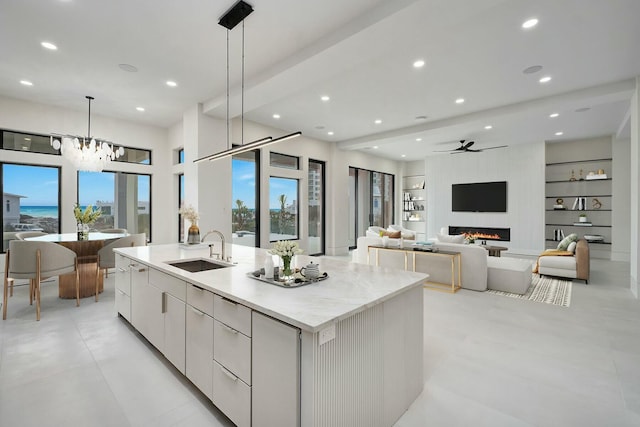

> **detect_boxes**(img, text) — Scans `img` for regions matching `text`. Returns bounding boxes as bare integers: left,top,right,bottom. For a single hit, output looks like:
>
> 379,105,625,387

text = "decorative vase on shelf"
187,223,200,244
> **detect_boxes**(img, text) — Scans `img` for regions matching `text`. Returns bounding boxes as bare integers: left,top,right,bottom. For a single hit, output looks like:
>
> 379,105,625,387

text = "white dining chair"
100,228,128,234
95,233,146,302
15,231,47,240
3,240,79,321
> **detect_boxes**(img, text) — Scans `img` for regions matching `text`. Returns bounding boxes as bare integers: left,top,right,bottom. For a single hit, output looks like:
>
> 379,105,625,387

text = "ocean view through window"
2,163,61,252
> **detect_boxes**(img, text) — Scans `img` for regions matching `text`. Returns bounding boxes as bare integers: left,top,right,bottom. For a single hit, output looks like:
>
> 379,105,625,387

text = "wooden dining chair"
95,233,146,302
3,240,79,321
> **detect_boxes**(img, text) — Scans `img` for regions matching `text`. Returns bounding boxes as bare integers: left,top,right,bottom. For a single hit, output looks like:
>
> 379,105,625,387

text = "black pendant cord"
226,29,230,151
86,95,94,146
241,19,245,147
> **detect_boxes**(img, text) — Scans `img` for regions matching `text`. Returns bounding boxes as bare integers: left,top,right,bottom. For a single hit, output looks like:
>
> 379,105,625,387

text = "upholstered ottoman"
487,257,532,294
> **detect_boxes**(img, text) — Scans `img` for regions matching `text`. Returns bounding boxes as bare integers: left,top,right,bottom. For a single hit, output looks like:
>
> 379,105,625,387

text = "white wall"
425,142,546,255
630,77,640,297
612,137,631,262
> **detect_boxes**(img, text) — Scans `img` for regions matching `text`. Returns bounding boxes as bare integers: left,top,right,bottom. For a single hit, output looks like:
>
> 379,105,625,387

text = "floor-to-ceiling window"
1,163,61,252
232,150,259,247
348,167,394,248
269,177,299,242
308,159,325,255
78,171,151,241
178,173,184,242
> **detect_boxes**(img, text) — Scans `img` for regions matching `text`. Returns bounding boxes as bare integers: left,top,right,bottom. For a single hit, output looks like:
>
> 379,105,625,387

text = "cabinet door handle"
189,306,204,316
220,365,238,382
192,285,204,291
136,267,147,272
117,290,125,295
161,292,167,314
117,267,127,272
221,297,237,307
221,323,238,335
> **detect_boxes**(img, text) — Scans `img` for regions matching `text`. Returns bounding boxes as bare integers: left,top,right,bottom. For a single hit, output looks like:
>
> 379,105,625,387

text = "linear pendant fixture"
194,132,301,163
195,0,301,163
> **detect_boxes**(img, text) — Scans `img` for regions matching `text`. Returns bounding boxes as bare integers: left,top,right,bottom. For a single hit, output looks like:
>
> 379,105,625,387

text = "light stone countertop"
114,243,428,332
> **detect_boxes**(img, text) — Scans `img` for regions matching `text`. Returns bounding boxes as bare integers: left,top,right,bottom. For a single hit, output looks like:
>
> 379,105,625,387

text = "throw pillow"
380,230,401,238
436,233,465,244
556,233,578,251
567,241,577,253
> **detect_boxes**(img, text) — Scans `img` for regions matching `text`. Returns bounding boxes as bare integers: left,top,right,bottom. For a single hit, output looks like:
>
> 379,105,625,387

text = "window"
178,173,184,242
308,160,325,255
78,171,151,241
2,130,59,155
178,149,184,164
232,150,259,247
270,152,299,170
113,146,151,165
348,167,394,248
2,163,61,252
269,177,298,242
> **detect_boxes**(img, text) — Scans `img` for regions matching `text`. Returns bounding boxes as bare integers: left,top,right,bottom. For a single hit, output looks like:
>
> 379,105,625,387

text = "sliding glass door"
348,167,394,248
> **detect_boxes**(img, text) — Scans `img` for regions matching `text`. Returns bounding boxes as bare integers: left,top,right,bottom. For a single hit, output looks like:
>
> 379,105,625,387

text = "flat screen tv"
452,181,507,212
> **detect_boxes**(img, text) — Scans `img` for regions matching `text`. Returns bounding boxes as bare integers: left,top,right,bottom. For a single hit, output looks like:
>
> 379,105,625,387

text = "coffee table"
481,245,508,257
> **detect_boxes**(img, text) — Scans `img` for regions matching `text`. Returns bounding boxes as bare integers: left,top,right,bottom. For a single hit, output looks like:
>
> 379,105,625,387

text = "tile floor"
1,257,639,426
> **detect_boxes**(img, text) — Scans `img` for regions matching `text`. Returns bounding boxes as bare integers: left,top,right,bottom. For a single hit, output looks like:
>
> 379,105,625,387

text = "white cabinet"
114,254,132,321
251,311,300,427
163,292,186,374
131,270,163,351
186,285,214,399
212,360,251,427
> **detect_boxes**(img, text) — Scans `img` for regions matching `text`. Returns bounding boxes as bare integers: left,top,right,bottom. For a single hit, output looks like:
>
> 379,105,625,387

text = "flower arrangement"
73,203,102,224
179,204,200,224
464,232,480,244
268,240,303,277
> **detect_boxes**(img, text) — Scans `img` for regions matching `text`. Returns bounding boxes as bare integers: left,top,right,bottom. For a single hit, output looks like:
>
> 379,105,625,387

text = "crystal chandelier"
51,96,124,172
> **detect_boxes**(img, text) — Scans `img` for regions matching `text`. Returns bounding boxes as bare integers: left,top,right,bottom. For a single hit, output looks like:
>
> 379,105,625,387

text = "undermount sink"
166,258,234,273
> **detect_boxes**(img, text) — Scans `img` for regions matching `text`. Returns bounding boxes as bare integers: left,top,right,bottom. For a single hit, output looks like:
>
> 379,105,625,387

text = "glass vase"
77,223,89,241
187,223,200,244
279,256,294,283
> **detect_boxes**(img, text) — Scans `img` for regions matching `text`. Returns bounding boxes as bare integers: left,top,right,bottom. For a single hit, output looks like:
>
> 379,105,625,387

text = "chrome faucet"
201,230,227,260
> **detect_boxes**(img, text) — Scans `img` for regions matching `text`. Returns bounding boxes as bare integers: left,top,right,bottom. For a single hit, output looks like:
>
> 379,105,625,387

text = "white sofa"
351,225,416,264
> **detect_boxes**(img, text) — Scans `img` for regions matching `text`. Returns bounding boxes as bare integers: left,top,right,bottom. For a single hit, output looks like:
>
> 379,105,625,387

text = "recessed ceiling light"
166,80,177,87
523,65,543,74
20,80,33,86
539,76,552,83
415,115,428,121
522,18,538,29
41,41,58,50
327,131,334,136
484,125,493,130
549,113,559,118
119,63,138,73
455,98,465,104
272,114,280,119
555,131,563,136
136,107,145,112
321,95,330,102
575,107,591,113
401,154,406,158
374,119,382,124
373,146,379,149
413,59,425,68
416,138,422,142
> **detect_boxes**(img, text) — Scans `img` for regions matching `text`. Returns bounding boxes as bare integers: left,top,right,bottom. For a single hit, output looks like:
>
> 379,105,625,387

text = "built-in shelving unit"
402,174,426,240
545,139,613,259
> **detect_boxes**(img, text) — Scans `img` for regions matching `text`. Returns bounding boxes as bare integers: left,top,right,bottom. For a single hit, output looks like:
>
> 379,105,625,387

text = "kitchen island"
114,243,427,427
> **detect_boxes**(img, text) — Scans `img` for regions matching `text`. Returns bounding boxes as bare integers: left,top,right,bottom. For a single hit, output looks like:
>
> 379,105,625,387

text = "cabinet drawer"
186,306,214,400
115,288,131,322
187,283,214,317
149,268,186,301
115,255,130,295
213,295,251,337
212,361,251,427
213,319,251,384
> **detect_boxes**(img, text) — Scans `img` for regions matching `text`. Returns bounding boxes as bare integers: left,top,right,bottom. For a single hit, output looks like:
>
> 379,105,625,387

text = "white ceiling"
1,0,638,161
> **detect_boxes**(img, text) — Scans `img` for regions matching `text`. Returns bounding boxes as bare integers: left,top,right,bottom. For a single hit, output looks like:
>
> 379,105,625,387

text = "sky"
3,164,149,206
232,159,298,210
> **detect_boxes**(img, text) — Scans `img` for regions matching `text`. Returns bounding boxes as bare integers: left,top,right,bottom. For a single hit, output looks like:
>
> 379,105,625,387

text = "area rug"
486,274,572,307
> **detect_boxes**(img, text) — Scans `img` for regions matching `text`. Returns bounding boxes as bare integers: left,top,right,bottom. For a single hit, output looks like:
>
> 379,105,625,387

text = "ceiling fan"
434,140,507,154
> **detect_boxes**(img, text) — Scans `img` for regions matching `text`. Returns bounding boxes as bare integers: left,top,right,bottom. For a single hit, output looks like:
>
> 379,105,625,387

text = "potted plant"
579,213,588,223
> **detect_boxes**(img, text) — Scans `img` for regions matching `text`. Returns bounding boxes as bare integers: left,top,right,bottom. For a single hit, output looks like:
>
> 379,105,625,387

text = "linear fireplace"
449,226,511,242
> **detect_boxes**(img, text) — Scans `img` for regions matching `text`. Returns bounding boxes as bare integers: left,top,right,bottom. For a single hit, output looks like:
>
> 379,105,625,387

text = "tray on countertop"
247,268,329,288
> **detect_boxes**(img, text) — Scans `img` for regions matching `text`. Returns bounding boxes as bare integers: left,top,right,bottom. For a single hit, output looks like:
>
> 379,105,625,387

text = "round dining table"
26,232,127,299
